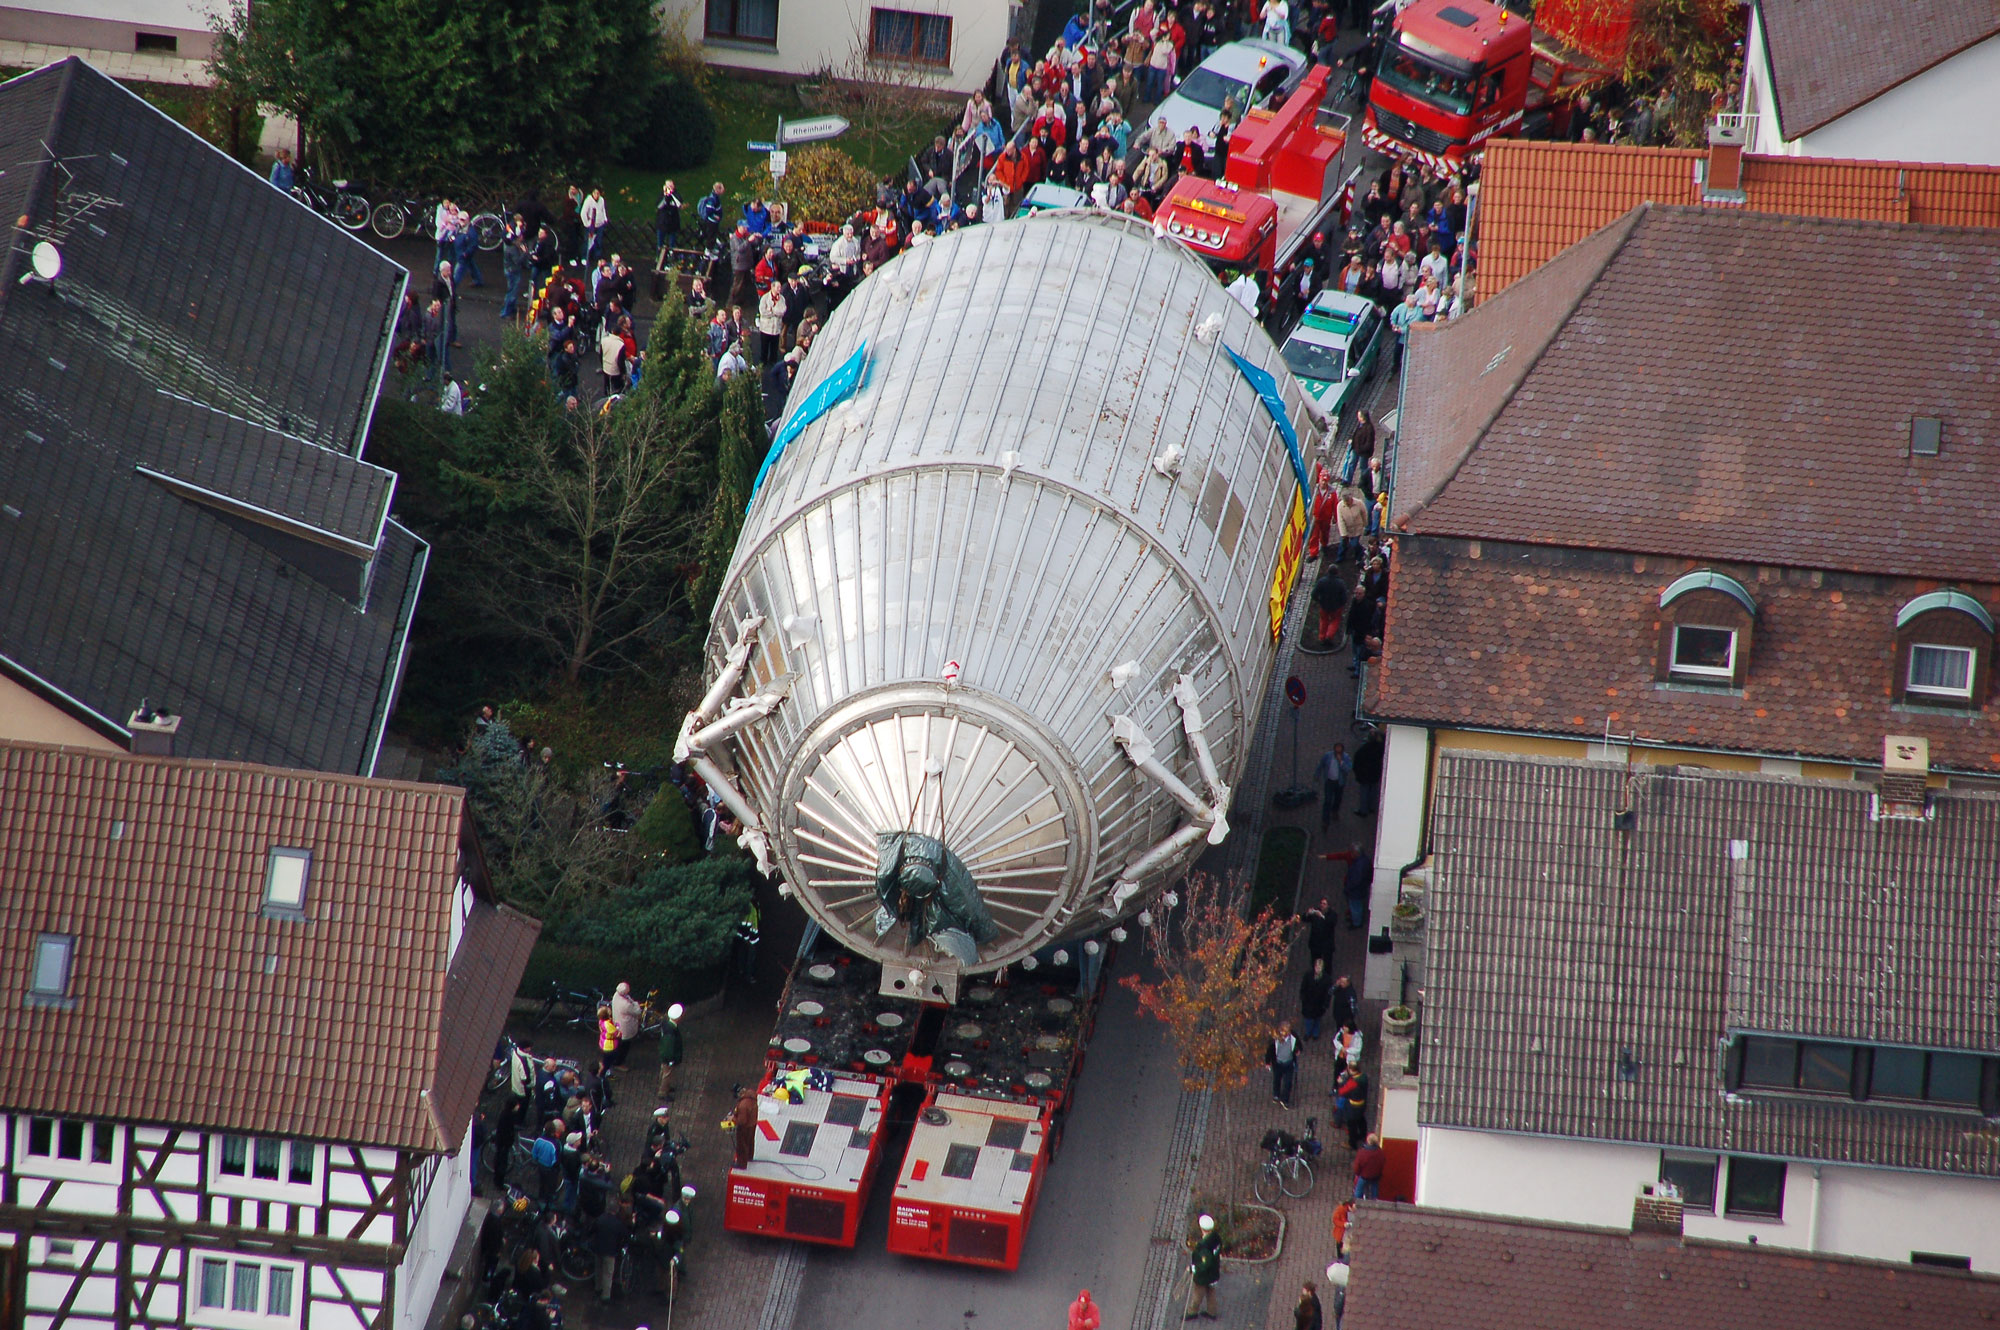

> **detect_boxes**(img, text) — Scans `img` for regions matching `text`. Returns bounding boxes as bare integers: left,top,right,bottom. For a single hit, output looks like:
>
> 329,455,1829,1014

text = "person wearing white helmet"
1186,1212,1222,1319
657,1003,685,1100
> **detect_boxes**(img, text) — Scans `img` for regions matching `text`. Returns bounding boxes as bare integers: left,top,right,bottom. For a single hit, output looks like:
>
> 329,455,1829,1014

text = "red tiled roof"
1476,139,2000,299
1341,1205,2000,1330
1363,539,2000,772
0,741,538,1152
1398,205,2000,585
1758,0,2000,140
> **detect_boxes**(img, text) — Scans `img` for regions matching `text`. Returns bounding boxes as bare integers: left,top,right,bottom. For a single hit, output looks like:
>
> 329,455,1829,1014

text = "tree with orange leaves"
1122,871,1297,1218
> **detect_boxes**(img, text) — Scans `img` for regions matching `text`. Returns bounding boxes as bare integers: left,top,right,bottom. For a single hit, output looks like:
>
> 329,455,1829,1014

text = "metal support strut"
1103,673,1232,915
674,614,788,882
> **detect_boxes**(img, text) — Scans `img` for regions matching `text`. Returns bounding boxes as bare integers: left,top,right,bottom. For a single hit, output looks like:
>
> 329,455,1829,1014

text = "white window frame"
207,1134,324,1205
188,1253,303,1330
13,1115,121,1182
30,932,73,999
1669,624,1737,680
1907,643,1975,699
263,848,311,914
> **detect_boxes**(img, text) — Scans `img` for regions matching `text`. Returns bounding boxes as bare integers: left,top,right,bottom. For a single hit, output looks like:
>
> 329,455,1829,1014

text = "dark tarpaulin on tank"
873,832,999,965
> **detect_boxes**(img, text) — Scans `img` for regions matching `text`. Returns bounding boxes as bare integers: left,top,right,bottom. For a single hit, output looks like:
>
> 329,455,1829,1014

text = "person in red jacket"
1068,1288,1102,1330
1351,1132,1386,1200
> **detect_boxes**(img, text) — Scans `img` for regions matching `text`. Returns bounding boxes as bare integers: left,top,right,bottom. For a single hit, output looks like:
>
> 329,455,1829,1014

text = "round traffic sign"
1285,676,1307,707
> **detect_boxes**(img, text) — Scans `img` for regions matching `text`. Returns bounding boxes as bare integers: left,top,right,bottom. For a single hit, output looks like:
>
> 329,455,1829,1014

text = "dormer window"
1894,590,1992,709
263,847,311,915
1657,571,1755,688
1669,626,1736,680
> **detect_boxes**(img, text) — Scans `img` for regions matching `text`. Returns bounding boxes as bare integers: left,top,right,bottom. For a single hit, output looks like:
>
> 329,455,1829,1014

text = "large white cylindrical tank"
699,212,1316,977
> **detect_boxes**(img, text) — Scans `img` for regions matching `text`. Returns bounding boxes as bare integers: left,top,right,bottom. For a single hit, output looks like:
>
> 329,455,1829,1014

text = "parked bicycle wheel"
1254,1161,1282,1205
559,1246,594,1283
472,212,505,250
371,201,407,239
1281,1154,1315,1198
334,191,370,230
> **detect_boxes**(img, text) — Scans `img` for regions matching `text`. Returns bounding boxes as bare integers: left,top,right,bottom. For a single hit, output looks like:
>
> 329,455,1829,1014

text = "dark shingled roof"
1758,0,2000,140
0,59,421,774
1394,205,2000,585
1421,751,2000,1176
1341,1205,2000,1330
0,740,538,1152
1363,538,2000,772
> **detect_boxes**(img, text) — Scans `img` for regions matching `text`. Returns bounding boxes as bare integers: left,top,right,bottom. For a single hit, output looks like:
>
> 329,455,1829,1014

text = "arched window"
1657,571,1756,688
1895,590,1994,708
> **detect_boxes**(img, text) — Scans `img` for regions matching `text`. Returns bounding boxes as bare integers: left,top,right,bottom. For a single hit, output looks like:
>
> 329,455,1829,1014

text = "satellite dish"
29,241,59,280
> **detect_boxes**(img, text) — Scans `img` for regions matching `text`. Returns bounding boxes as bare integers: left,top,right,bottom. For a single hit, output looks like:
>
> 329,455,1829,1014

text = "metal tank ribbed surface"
684,212,1317,983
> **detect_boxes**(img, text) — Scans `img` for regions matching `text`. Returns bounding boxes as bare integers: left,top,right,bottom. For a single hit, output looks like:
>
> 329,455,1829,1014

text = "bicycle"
1254,1117,1321,1203
369,194,436,241
470,209,505,251
291,167,369,231
533,980,606,1030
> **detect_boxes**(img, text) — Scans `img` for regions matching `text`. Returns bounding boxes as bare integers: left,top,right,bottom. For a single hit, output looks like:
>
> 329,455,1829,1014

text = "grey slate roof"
0,60,420,774
1392,205,2000,585
1421,751,2000,1176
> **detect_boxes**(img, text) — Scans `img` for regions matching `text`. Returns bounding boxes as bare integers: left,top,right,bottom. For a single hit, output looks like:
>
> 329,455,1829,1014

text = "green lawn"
591,80,941,222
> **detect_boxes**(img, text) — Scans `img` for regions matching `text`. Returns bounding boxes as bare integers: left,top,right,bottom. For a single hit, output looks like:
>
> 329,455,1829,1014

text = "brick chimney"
1702,119,1748,202
127,701,180,757
1877,734,1930,819
1632,1185,1685,1237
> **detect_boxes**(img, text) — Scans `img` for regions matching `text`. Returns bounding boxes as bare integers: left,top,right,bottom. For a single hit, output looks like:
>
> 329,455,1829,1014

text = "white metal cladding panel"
736,212,1305,671
714,213,1311,957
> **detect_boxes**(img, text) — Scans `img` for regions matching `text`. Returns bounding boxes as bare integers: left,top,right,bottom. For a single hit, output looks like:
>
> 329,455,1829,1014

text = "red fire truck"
1156,63,1357,285
1361,0,1633,174
724,944,1107,1269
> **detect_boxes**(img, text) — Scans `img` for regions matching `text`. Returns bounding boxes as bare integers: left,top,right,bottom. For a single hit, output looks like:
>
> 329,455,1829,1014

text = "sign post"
1274,676,1315,808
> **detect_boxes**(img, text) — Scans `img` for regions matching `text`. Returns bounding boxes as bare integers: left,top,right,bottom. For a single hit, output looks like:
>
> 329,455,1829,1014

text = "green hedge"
516,938,723,1008
1252,826,1308,919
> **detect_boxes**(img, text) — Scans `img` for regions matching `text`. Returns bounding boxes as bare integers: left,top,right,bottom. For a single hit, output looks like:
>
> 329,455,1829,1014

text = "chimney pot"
1632,1187,1685,1237
1704,120,1747,198
127,706,180,757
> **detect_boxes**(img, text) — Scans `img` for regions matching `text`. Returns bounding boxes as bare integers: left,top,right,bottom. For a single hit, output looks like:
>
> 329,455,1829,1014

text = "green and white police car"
1278,290,1386,426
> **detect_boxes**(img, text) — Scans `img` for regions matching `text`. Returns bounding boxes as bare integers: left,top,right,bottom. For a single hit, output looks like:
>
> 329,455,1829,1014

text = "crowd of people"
478,989,690,1311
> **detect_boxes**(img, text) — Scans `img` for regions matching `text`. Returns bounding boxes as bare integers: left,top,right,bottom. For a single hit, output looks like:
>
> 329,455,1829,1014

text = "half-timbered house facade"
0,741,539,1330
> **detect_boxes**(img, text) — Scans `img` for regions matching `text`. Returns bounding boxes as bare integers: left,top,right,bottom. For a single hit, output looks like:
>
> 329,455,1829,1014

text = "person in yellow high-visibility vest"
598,1004,623,1067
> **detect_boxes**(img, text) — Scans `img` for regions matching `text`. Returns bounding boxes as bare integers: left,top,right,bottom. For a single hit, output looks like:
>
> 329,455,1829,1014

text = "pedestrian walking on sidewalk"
1338,1068,1371,1150
1068,1288,1102,1330
1185,1213,1222,1320
657,1002,685,1100
1352,734,1385,817
1305,897,1336,966
1316,744,1351,828
1266,1023,1300,1108
1295,1281,1324,1330
1330,974,1358,1032
1300,960,1333,1039
1352,1133,1385,1200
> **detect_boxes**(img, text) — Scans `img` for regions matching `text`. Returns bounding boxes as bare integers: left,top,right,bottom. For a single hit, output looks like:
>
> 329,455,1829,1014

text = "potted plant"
1389,899,1424,940
1383,1005,1417,1038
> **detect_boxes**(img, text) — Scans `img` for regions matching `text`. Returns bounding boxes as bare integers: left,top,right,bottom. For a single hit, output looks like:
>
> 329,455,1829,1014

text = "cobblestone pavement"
478,882,804,1330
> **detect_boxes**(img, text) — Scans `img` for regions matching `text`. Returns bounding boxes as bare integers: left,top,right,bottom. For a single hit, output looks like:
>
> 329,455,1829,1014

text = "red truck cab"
1363,0,1533,171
